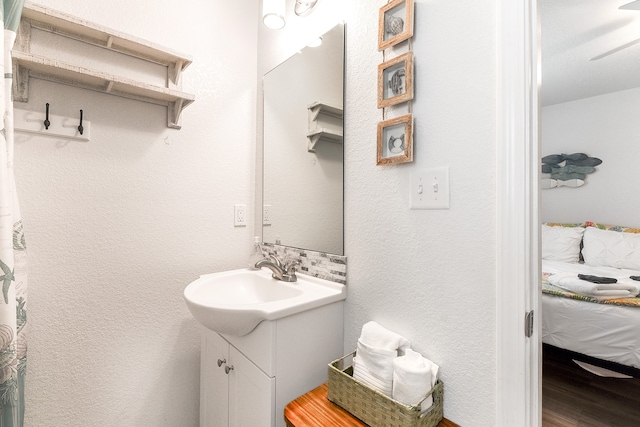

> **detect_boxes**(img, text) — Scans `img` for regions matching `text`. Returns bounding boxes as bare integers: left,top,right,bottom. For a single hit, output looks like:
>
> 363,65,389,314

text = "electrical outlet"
234,204,246,227
263,205,271,225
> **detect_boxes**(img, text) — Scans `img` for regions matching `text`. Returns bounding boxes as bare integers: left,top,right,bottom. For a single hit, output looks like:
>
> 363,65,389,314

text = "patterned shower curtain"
0,0,26,425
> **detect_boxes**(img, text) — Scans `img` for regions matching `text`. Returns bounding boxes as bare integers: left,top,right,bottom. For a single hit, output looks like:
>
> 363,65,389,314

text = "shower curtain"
0,0,26,425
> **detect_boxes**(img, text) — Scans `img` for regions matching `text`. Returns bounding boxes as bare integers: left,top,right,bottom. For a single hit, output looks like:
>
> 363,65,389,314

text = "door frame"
497,0,541,425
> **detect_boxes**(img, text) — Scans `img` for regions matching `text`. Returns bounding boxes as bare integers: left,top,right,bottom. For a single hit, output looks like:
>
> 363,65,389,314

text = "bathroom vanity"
199,301,344,427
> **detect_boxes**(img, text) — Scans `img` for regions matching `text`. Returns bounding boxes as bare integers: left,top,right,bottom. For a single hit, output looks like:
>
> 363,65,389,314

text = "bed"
541,222,640,374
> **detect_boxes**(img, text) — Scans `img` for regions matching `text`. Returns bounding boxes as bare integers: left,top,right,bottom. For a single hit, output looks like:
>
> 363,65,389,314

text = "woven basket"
328,351,443,427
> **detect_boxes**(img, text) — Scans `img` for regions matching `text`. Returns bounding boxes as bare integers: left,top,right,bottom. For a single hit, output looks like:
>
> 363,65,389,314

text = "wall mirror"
262,23,345,255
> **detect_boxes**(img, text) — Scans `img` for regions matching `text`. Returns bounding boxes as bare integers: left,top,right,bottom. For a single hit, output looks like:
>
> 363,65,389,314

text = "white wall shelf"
12,2,195,129
307,102,343,152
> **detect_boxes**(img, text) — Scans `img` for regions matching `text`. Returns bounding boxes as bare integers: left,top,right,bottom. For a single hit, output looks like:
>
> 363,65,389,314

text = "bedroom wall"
541,87,640,227
15,0,258,425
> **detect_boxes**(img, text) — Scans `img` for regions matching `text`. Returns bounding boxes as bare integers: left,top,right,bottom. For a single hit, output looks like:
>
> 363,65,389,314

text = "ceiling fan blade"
620,0,640,10
590,36,640,60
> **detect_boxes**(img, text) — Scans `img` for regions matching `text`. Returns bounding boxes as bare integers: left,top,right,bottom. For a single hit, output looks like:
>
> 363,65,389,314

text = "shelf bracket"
12,61,29,103
168,98,185,129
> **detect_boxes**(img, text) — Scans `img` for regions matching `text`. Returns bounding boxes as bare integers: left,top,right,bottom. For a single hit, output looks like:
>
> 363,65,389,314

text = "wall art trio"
376,0,415,166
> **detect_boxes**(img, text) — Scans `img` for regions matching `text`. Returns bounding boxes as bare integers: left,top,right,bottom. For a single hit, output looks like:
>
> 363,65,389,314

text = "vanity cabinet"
199,301,344,427
201,330,275,427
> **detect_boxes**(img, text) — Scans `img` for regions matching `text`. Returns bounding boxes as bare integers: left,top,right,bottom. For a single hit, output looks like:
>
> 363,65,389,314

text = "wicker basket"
328,351,443,427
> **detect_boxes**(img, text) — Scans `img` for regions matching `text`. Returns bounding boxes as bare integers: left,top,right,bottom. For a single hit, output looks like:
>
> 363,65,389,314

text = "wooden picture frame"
377,114,413,165
378,52,413,108
378,0,414,50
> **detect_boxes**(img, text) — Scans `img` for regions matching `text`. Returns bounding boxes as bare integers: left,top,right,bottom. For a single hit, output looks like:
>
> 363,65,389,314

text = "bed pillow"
582,226,640,270
541,224,585,263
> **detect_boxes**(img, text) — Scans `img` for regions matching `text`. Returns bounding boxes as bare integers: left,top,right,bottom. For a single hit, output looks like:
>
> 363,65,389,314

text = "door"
201,329,230,427
228,345,275,427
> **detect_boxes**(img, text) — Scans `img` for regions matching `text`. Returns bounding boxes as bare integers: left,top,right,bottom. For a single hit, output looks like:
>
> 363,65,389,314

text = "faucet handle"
285,259,300,274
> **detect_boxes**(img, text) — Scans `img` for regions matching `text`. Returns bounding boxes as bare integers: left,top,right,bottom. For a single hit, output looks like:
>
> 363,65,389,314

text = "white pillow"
582,227,640,270
541,224,585,263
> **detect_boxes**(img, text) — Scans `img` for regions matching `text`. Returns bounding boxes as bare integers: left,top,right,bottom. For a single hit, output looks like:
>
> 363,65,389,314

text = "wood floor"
542,346,640,426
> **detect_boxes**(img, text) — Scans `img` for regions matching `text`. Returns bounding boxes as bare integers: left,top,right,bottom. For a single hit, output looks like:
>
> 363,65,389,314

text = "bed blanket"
543,272,640,307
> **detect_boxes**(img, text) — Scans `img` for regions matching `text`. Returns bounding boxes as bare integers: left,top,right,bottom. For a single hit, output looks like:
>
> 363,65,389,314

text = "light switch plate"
410,167,450,210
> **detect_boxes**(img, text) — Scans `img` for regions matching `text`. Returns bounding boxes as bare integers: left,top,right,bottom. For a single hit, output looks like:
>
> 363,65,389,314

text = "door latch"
525,310,534,337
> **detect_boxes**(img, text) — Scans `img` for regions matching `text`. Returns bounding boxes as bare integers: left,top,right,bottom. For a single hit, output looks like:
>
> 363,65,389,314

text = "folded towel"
549,273,640,299
392,348,439,411
359,321,411,352
353,339,396,397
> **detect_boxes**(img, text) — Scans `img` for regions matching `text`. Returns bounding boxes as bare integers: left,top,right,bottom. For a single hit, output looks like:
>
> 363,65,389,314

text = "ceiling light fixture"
263,0,286,30
294,0,319,17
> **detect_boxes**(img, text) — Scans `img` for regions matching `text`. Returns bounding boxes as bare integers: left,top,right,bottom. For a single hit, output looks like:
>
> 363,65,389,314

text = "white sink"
184,268,346,336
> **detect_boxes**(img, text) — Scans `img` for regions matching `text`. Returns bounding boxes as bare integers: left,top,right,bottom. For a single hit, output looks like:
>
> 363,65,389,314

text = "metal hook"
77,109,84,135
44,103,50,129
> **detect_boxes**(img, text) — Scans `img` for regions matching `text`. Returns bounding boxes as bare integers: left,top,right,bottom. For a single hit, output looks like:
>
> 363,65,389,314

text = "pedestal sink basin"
184,268,346,336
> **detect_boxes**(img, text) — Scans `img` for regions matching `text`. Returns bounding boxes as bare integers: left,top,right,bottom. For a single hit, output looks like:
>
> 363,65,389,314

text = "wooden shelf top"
284,383,460,427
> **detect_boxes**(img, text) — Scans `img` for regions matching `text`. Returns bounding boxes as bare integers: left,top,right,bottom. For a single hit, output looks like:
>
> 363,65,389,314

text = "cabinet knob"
217,359,226,367
225,365,234,374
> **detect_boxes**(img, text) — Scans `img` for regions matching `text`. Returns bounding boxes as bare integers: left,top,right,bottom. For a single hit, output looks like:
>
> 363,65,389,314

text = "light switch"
410,167,450,210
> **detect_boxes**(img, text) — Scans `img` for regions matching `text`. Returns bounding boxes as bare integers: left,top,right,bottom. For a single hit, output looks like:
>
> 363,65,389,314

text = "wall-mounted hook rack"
15,108,90,142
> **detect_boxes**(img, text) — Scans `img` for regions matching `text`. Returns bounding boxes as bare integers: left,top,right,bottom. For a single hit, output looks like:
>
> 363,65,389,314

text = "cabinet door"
201,330,230,427
228,346,275,427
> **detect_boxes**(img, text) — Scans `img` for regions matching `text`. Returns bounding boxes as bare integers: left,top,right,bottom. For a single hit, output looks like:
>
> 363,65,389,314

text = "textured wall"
15,0,258,426
258,1,499,424
541,87,640,227
343,1,497,425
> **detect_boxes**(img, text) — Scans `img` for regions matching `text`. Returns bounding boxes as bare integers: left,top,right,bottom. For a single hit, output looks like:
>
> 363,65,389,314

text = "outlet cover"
234,204,246,226
263,205,271,225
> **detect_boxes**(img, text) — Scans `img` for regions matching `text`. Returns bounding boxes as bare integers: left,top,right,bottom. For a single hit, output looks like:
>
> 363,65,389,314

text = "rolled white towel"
392,348,439,412
353,339,396,397
359,321,411,352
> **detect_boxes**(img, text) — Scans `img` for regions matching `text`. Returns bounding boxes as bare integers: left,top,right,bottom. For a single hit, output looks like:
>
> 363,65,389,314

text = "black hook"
78,109,83,135
44,103,50,130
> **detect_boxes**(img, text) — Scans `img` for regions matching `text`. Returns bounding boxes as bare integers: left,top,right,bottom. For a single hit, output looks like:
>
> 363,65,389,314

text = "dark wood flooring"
542,345,640,426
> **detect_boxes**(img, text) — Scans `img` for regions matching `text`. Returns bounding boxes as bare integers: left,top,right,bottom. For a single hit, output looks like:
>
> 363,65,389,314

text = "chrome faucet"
254,255,300,282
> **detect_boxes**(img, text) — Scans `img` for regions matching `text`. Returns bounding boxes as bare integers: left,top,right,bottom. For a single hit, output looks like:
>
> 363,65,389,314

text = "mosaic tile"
260,243,348,285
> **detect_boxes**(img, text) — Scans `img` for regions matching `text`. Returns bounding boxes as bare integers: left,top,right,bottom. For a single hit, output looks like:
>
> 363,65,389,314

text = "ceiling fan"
590,0,640,60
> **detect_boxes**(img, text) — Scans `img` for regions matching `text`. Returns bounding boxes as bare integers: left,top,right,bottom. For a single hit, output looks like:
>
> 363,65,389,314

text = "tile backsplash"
261,243,347,285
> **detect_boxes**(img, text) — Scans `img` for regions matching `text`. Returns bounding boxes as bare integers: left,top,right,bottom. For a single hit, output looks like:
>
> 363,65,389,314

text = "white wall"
20,0,500,425
16,0,258,426
261,0,499,425
343,1,497,425
541,87,640,227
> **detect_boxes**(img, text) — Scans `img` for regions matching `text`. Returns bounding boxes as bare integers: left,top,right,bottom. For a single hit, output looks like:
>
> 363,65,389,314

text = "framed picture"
377,114,413,165
378,0,414,50
378,52,413,108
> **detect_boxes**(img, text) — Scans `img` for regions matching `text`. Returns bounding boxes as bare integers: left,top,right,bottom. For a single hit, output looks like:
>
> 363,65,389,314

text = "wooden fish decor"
541,153,601,189
541,179,584,189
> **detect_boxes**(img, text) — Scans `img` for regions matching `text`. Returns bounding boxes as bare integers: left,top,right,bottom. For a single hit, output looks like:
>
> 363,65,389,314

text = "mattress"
541,260,640,368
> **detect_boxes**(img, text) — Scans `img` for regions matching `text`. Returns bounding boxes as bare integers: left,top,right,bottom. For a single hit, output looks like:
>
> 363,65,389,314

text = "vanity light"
263,0,286,29
294,0,319,16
